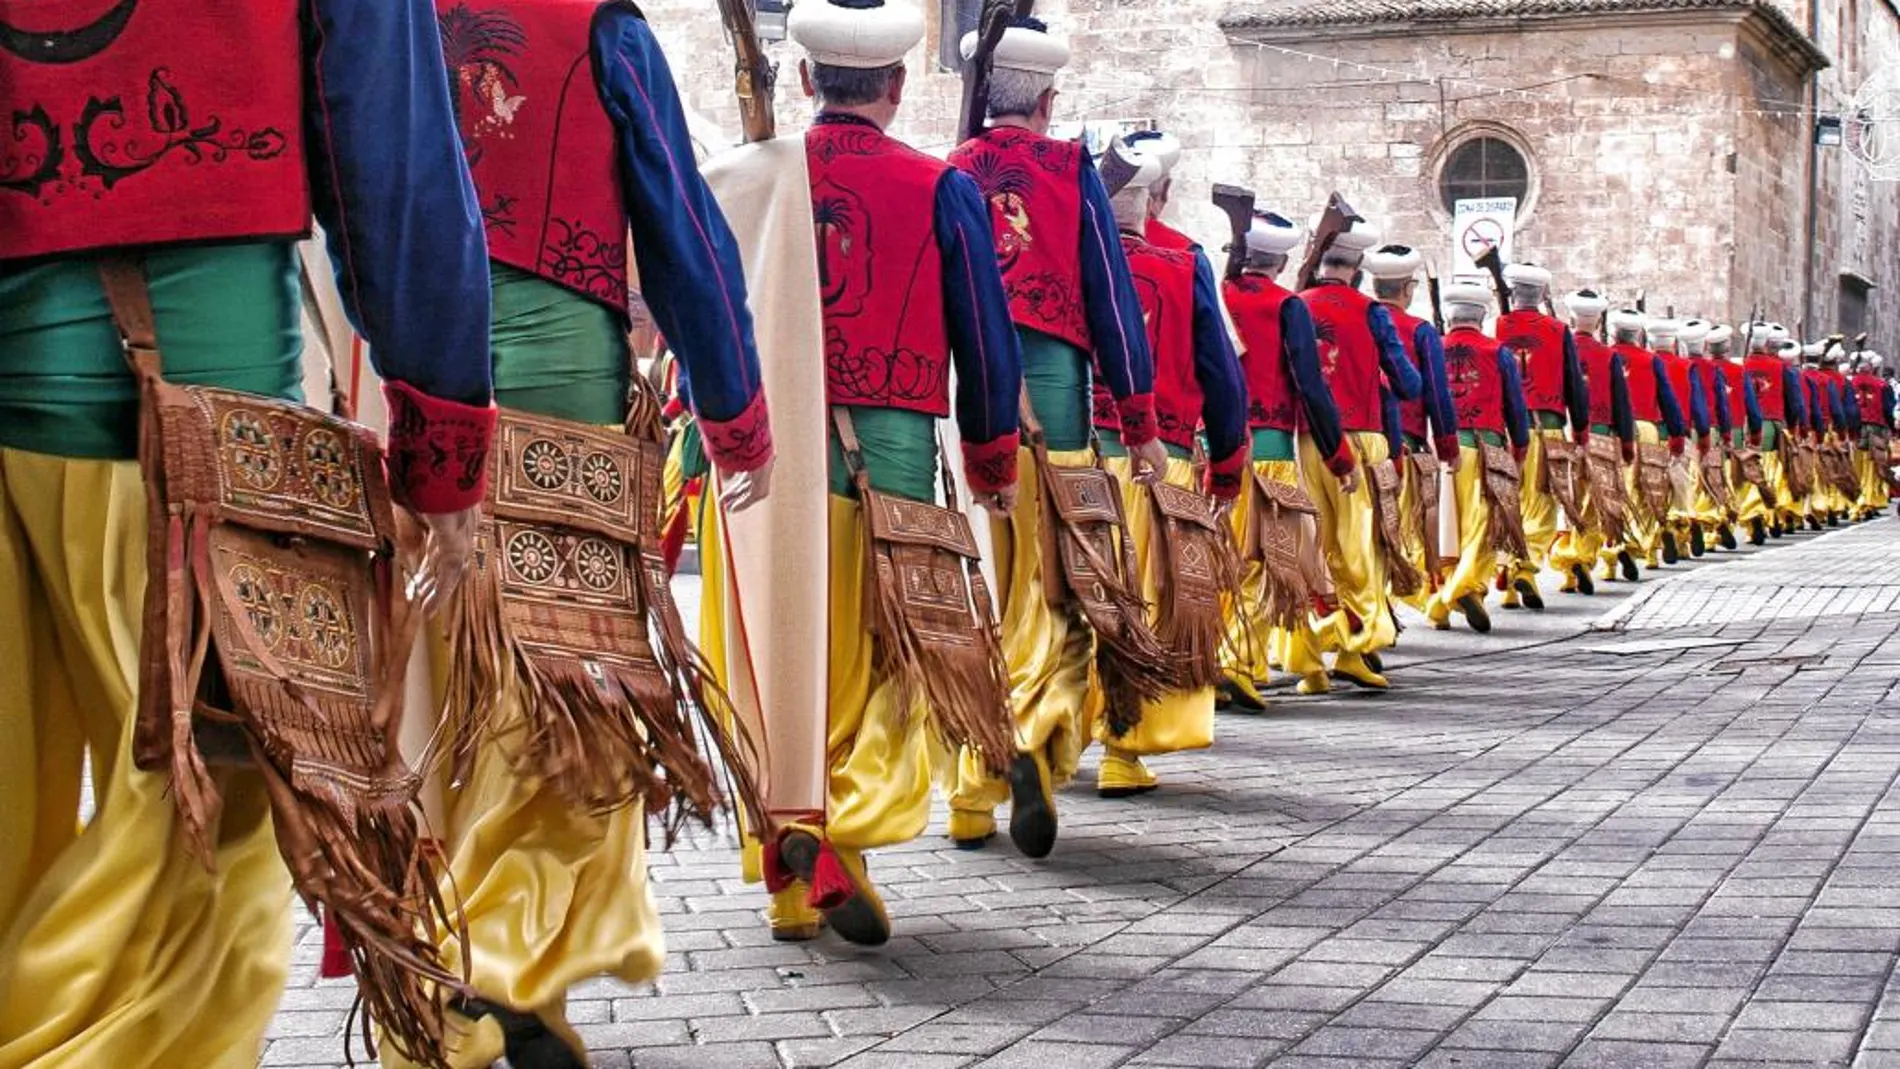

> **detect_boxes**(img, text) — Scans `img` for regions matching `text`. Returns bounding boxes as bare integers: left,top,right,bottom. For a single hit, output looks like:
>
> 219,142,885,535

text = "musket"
715,0,777,142
1295,191,1361,292
1211,183,1255,283
956,0,1037,144
1471,241,1510,310
1423,259,1446,334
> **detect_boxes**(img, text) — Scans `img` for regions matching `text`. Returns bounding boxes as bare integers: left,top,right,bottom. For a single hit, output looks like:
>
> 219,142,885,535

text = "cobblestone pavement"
267,518,1900,1068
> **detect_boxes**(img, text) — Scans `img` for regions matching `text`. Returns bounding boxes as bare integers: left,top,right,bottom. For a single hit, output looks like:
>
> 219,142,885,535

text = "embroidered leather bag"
1403,451,1444,578
1369,457,1425,596
1024,398,1174,736
1540,438,1589,531
834,408,1014,773
1146,478,1241,691
99,257,457,1066
1249,467,1332,630
1636,442,1673,522
1480,442,1530,559
1587,436,1629,542
1698,441,1733,514
443,379,764,829
1733,446,1775,508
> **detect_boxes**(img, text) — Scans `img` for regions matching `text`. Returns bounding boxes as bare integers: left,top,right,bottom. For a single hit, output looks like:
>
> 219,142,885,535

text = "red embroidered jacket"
1496,309,1589,443
1613,343,1688,448
1223,274,1354,476
1299,279,1420,434
1441,326,1530,447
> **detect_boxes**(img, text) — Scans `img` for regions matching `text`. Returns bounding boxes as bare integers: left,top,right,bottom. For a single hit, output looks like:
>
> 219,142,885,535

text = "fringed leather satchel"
1146,476,1242,691
1733,446,1775,508
1248,466,1332,631
1635,441,1673,523
1023,398,1173,737
1586,436,1629,543
834,408,1015,775
1370,457,1425,597
1403,451,1444,579
100,256,459,1067
1541,438,1588,532
1699,441,1734,514
1480,442,1530,559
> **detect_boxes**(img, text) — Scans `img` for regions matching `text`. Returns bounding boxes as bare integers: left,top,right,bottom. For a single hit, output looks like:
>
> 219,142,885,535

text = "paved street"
266,517,1900,1069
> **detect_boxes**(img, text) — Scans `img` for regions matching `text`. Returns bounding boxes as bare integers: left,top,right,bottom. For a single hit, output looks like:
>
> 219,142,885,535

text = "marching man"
1294,219,1421,688
1607,310,1688,574
1495,262,1588,609
1220,212,1358,707
946,16,1164,853
1126,130,1198,251
1426,283,1530,633
1088,139,1249,796
1549,289,1637,591
1709,325,1769,544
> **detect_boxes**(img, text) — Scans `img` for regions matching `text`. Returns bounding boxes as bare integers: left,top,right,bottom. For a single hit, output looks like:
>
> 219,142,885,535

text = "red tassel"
806,841,856,911
660,502,691,576
319,910,352,979
761,837,793,894
1343,607,1364,634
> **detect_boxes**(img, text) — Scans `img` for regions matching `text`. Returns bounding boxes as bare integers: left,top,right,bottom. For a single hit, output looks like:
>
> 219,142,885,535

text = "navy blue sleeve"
1743,372,1763,436
1710,367,1731,434
1369,304,1421,400
1561,328,1589,433
1687,366,1711,437
1416,323,1459,444
1281,297,1347,465
593,9,764,431
304,0,492,405
1830,382,1850,431
1499,346,1530,449
1784,368,1808,427
1188,251,1247,466
1609,354,1636,442
1655,356,1687,438
1076,159,1153,401
1380,386,1403,458
935,171,1024,451
1885,384,1898,429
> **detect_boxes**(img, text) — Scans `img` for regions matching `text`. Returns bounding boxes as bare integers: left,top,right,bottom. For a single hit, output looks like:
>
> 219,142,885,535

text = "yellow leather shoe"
769,883,823,942
948,808,997,850
1296,671,1332,695
1098,747,1159,798
1332,651,1389,690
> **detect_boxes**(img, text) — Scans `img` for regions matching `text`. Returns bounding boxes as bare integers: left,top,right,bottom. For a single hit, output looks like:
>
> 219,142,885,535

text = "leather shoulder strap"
97,255,163,380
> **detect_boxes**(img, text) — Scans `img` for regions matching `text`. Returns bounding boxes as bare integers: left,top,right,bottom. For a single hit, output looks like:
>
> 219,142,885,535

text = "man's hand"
411,505,481,616
1445,450,1463,473
720,457,774,513
1131,437,1169,485
1337,465,1361,495
976,484,1019,514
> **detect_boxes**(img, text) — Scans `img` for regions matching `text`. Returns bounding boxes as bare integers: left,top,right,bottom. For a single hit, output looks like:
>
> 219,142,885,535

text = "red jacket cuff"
1116,394,1158,447
1622,442,1638,465
1574,425,1591,447
963,433,1020,494
1206,444,1249,500
699,391,774,474
1669,436,1686,455
1325,438,1358,478
1696,432,1711,452
382,379,496,514
661,396,686,421
1433,434,1459,464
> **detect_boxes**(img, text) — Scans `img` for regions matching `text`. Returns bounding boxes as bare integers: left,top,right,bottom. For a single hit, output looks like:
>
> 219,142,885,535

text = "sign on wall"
1451,196,1517,283
1049,118,1156,158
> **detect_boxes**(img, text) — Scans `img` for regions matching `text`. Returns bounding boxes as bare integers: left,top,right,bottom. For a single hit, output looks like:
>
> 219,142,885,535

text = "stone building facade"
642,0,1897,348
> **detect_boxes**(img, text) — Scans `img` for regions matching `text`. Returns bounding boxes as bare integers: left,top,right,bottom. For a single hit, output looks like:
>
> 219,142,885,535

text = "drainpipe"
1801,0,1821,336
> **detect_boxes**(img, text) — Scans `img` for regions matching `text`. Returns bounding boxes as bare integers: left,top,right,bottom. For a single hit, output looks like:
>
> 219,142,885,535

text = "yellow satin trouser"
1221,460,1305,697
1288,431,1394,662
699,495,932,860
0,450,293,1069
1513,429,1564,584
1859,446,1890,512
1731,450,1768,529
1548,456,1602,581
1766,448,1800,525
379,672,661,1069
1426,444,1494,622
1618,421,1664,561
1087,455,1214,757
951,448,1094,816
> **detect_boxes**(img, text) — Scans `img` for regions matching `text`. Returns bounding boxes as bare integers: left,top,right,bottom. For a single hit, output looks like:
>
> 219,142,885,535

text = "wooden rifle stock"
1211,184,1255,283
1425,272,1446,334
1471,242,1510,310
716,0,777,143
956,0,1037,144
1295,191,1360,291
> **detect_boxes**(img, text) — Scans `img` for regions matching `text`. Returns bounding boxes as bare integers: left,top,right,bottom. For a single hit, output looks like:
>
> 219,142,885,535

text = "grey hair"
1508,282,1543,310
1245,251,1289,274
1446,302,1487,326
1709,338,1732,356
1372,278,1412,301
811,61,901,107
1613,325,1642,342
1320,249,1362,269
986,68,1054,119
1109,185,1149,229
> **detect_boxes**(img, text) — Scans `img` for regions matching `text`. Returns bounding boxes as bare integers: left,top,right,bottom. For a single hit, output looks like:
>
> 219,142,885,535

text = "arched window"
1438,136,1531,213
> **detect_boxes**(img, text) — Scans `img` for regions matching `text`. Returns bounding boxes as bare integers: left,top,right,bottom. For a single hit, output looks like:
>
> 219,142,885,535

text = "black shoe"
1217,679,1267,714
452,999,585,1069
1661,530,1680,564
1690,525,1706,556
1366,652,1384,673
1455,593,1492,634
1808,516,1823,531
1829,512,1842,527
1749,519,1767,546
1618,550,1640,582
1570,564,1596,596
1718,525,1738,550
1007,754,1057,859
1511,578,1545,611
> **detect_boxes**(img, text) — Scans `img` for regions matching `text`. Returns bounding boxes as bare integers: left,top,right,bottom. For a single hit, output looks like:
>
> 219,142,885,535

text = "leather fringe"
1150,498,1242,693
